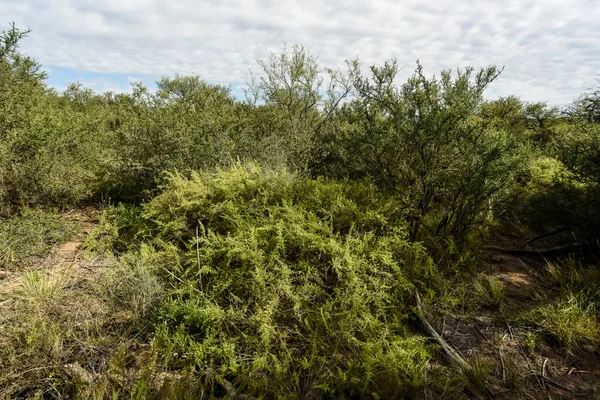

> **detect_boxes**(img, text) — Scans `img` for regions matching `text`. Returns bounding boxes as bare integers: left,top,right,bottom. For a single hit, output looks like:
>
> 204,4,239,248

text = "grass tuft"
474,274,505,309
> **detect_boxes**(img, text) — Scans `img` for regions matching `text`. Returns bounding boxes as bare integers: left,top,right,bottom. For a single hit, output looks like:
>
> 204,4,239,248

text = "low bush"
97,164,440,398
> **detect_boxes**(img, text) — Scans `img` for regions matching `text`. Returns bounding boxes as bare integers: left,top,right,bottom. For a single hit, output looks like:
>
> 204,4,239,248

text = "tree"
567,76,600,124
246,44,358,171
323,60,526,243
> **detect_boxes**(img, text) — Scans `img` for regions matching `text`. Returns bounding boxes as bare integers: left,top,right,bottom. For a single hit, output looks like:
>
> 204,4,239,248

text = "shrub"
319,61,527,247
106,164,437,398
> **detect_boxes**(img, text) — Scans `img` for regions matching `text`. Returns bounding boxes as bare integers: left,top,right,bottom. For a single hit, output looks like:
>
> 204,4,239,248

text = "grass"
0,256,164,398
526,293,600,348
474,274,505,309
515,261,600,350
0,208,77,269
12,270,67,304
0,207,164,398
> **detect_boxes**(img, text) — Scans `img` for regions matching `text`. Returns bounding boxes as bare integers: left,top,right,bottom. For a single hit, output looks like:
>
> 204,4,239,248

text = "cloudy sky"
2,0,599,105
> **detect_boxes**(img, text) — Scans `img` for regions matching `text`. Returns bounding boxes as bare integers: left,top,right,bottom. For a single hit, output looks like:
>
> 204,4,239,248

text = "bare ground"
425,253,600,399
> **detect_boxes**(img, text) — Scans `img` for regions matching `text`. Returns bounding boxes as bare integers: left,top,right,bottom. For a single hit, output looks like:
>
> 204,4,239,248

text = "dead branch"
498,348,506,384
415,291,496,397
415,290,471,372
485,242,584,257
520,226,569,248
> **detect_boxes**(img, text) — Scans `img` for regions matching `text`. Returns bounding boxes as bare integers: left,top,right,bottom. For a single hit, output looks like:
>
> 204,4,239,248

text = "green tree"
246,44,358,171
323,60,526,243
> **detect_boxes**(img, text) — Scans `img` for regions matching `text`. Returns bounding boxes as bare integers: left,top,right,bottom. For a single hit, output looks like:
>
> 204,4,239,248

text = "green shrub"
83,203,147,256
104,164,437,398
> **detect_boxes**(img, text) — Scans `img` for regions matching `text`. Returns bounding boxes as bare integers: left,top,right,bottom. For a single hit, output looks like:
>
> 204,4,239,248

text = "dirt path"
430,253,600,399
0,209,102,296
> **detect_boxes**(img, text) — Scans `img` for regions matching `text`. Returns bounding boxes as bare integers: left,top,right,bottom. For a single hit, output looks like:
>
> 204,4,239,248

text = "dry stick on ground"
541,358,548,379
473,323,488,341
415,290,471,372
498,348,506,384
415,291,497,396
518,345,544,392
485,242,584,257
505,322,514,341
520,226,569,248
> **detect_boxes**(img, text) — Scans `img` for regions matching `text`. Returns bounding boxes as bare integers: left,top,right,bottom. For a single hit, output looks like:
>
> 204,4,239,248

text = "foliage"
246,44,359,171
83,203,147,256
318,60,527,249
0,208,77,268
4,22,600,398
116,164,436,398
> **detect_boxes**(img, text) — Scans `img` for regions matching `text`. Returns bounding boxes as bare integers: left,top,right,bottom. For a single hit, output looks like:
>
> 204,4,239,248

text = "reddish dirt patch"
0,208,103,296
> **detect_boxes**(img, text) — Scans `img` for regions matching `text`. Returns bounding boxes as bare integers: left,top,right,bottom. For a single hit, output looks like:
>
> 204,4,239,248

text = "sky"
2,0,599,106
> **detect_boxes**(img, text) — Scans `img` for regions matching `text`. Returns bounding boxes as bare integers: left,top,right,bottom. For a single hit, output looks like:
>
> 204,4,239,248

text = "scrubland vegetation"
1,24,600,398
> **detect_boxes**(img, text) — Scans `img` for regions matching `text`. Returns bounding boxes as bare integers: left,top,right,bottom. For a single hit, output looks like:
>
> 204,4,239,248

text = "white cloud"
2,0,599,104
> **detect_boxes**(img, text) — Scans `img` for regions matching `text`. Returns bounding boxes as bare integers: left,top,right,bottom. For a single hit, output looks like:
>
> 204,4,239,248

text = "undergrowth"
0,208,77,269
84,164,442,398
517,260,600,350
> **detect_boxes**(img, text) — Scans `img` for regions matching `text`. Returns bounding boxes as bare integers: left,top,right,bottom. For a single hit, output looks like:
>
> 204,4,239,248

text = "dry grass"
0,210,163,398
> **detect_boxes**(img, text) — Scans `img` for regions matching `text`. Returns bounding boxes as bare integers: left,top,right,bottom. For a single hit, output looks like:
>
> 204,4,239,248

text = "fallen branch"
485,242,584,257
415,291,495,396
520,226,569,248
415,290,471,372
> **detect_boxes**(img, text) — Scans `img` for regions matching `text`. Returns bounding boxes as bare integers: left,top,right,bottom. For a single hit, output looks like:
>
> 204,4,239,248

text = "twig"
520,226,569,248
521,390,537,400
160,266,203,295
485,242,584,257
541,376,572,393
499,348,506,384
567,367,588,375
196,225,202,292
518,345,544,391
415,290,471,372
473,323,488,341
506,322,514,341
